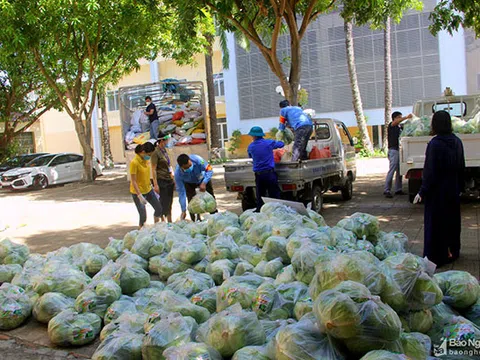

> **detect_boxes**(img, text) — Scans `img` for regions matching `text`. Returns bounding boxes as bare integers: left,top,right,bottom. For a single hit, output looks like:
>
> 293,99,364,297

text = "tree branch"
298,0,318,38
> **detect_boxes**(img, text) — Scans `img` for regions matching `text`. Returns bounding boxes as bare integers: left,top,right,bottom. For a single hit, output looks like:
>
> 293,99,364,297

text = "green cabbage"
92,333,144,360
188,191,217,214
206,259,235,285
207,212,240,237
148,255,189,281
163,342,222,360
209,234,239,262
292,243,334,285
399,309,433,334
0,264,22,284
247,220,273,247
239,245,263,266
336,213,380,240
308,209,327,227
434,270,480,310
0,238,30,265
48,309,102,346
463,298,480,327
0,283,33,330
294,296,314,320
191,287,217,313
116,250,148,270
232,346,270,360
104,238,124,260
114,265,150,295
274,265,296,285
33,292,75,324
276,128,294,145
32,265,91,298
234,261,254,276
75,280,122,318
166,269,215,297
169,239,207,265
216,274,265,312
100,312,148,341
197,304,266,357
254,258,284,278
400,332,431,360
123,230,139,250
262,236,289,264
141,313,197,360
131,232,165,259
359,350,409,360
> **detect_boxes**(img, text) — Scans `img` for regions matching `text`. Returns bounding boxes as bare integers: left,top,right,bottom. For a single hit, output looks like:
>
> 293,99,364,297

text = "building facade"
224,0,472,148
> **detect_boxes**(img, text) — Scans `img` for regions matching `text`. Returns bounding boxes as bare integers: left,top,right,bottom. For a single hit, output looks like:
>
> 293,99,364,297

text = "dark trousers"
185,181,216,221
292,125,313,161
157,179,174,218
255,170,281,212
132,189,163,227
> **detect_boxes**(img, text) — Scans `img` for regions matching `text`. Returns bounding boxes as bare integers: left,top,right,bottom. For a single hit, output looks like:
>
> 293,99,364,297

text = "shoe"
395,191,406,195
384,191,393,198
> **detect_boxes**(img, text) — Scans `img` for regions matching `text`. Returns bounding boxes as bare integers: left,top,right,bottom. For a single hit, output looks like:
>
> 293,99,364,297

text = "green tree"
0,53,59,162
1,0,212,181
170,0,337,105
430,1,480,37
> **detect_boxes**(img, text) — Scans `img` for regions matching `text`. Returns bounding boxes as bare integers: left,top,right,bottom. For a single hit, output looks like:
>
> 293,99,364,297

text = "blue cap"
248,126,265,137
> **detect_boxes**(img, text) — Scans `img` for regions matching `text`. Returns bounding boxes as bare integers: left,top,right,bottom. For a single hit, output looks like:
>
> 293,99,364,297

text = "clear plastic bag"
116,250,149,270
149,255,190,281
75,280,122,318
400,309,433,334
131,232,165,259
32,264,91,298
262,236,289,264
0,238,30,265
232,345,271,360
254,258,284,278
206,259,235,285
196,304,266,357
307,209,327,227
292,243,334,285
434,270,480,310
207,212,240,237
463,298,480,327
400,332,431,360
113,265,150,295
360,350,409,360
104,296,137,324
33,292,75,324
188,191,217,214
166,269,215,297
92,333,144,360
336,213,380,241
239,245,263,266
48,309,102,346
234,261,254,276
246,220,274,247
169,239,208,264
209,234,239,262
163,342,223,360
0,283,33,330
0,263,22,284
274,265,296,285
191,287,217,314
100,312,148,341
273,317,346,360
276,128,294,145
216,274,265,312
104,238,124,261
141,313,197,360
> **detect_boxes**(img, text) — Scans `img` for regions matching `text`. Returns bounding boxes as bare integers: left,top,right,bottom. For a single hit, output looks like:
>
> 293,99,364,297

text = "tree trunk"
99,92,114,168
383,17,392,152
289,37,302,106
205,35,220,149
72,113,94,182
344,20,374,154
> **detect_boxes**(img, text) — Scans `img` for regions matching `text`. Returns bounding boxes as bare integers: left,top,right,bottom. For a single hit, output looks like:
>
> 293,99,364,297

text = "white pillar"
149,61,159,83
438,27,467,95
91,95,102,162
224,32,241,137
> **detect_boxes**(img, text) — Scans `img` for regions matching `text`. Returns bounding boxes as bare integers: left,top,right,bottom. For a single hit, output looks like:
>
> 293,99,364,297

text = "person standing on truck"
247,126,285,212
151,131,174,223
413,110,465,267
384,111,413,198
145,96,159,140
175,154,216,221
130,142,163,229
278,100,313,161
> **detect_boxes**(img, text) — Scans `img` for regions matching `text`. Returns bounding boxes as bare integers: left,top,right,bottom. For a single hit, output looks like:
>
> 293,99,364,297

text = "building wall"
465,30,480,95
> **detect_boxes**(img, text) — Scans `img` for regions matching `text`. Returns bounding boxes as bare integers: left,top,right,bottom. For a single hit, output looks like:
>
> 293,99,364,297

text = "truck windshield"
432,102,466,117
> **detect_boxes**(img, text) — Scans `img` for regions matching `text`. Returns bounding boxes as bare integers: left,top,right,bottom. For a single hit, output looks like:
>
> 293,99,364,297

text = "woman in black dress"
415,110,465,267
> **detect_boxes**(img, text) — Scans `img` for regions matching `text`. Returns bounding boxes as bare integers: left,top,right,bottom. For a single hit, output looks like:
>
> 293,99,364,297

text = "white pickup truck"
224,118,357,213
400,95,480,202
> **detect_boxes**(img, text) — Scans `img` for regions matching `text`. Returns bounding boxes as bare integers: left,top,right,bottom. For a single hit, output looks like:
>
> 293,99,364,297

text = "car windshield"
25,155,56,167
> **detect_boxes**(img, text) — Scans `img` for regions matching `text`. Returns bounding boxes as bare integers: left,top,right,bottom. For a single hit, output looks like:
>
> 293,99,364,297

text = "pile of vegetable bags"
402,111,480,138
1,204,480,359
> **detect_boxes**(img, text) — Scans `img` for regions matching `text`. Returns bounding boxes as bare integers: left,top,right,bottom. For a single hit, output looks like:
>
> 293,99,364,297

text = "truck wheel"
341,178,353,201
408,179,422,203
311,184,323,213
241,188,257,211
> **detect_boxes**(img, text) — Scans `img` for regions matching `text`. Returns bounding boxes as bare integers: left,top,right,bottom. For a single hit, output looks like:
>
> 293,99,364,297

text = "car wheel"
34,175,48,190
311,184,323,214
92,169,98,181
341,177,353,201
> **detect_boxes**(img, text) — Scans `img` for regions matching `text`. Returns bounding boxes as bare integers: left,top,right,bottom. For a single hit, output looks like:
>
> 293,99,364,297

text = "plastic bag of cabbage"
48,309,102,346
0,283,33,330
33,292,75,324
188,191,217,214
0,238,30,265
276,128,294,145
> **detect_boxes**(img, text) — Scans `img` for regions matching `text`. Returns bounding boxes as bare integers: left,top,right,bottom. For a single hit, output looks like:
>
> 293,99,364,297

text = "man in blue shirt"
175,154,215,220
247,126,284,211
279,100,313,161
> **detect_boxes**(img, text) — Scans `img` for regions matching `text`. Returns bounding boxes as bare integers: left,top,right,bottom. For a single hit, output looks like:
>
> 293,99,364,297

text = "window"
107,90,119,111
213,73,225,97
432,102,467,117
16,132,35,154
217,118,228,148
50,155,71,166
67,155,83,163
313,123,331,140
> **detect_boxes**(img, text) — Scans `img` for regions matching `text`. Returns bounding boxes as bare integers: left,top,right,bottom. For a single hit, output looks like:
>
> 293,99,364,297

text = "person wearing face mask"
151,131,175,223
174,153,215,221
144,96,159,140
130,142,163,228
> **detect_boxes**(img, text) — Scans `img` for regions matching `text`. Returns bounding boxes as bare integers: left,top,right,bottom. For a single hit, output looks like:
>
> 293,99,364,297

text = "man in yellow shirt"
130,142,163,228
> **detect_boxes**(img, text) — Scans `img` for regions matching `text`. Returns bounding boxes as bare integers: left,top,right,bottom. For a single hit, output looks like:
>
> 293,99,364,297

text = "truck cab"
224,118,357,212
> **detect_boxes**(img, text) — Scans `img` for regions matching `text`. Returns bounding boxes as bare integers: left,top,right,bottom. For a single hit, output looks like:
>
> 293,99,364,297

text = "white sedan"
0,153,103,190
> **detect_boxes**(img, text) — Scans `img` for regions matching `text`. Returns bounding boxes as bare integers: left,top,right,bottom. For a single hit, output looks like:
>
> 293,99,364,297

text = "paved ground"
0,158,478,358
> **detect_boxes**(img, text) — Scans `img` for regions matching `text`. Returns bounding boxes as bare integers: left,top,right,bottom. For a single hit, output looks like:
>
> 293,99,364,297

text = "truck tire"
408,179,422,203
311,184,323,214
242,188,257,211
341,177,353,201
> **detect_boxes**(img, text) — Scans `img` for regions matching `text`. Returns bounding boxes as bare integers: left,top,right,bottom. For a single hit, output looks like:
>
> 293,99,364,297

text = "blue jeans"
292,125,313,161
150,120,160,140
255,170,281,212
385,149,402,193
132,189,163,226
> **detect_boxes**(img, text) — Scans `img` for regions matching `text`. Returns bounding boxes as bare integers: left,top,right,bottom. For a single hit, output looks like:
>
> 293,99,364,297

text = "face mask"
146,101,151,106
144,155,151,161
183,164,194,173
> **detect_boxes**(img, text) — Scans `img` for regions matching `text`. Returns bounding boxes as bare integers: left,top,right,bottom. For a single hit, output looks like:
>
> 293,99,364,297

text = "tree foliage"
1,0,213,180
169,0,337,104
430,0,480,37
0,52,59,161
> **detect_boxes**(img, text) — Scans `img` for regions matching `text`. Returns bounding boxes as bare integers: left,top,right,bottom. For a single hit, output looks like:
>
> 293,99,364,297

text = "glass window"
107,90,119,111
26,155,56,167
67,155,83,163
16,132,35,154
50,155,71,166
432,102,467,117
313,123,331,140
217,118,228,148
214,73,225,97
